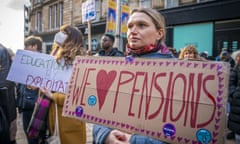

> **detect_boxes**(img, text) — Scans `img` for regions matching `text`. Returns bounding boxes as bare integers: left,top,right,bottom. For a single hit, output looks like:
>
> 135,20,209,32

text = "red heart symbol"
96,70,117,110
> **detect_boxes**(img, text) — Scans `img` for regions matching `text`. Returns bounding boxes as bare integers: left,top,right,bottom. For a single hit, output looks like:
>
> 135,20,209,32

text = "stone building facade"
26,0,240,56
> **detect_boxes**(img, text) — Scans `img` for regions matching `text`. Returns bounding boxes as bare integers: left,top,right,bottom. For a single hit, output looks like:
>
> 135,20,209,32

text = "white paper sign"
82,0,96,23
7,50,72,93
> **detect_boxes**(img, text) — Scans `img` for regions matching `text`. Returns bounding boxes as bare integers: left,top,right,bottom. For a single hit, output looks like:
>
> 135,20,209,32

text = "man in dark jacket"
96,33,124,57
0,43,17,144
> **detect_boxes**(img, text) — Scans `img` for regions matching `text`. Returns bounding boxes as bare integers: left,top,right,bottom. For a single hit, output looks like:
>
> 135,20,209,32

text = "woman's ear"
156,29,164,41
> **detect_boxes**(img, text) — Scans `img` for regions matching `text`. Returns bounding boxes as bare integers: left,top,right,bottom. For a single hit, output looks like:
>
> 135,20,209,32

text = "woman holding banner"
93,8,175,144
41,24,87,144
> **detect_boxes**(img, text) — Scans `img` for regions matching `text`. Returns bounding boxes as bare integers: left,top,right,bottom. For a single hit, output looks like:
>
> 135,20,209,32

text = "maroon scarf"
126,42,170,55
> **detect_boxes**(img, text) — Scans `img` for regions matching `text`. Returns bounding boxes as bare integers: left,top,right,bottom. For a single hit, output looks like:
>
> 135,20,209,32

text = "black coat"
98,48,124,57
228,63,240,134
0,45,16,124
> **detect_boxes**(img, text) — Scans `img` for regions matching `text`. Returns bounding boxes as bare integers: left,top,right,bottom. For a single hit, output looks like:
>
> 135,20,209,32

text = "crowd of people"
0,7,240,144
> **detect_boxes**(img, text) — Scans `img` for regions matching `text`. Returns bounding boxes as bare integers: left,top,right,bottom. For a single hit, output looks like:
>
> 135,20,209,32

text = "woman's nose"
129,26,137,34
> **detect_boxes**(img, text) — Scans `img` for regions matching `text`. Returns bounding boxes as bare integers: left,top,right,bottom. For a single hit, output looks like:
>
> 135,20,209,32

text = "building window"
139,0,151,8
33,12,42,32
49,6,52,30
59,2,63,26
49,2,63,30
152,0,164,8
223,41,228,50
165,0,179,8
129,0,139,8
37,12,42,32
34,14,37,31
179,0,197,6
33,0,42,4
54,4,58,28
232,41,238,52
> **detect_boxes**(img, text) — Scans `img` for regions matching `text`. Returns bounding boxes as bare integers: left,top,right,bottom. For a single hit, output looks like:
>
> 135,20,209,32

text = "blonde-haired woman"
179,45,206,61
93,7,174,144
42,24,86,144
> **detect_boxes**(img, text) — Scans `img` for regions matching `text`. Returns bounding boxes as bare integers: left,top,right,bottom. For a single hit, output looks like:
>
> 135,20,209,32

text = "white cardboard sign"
7,50,72,93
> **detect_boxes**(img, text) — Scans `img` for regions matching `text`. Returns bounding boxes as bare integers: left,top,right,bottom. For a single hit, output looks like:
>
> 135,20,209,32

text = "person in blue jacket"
93,7,175,144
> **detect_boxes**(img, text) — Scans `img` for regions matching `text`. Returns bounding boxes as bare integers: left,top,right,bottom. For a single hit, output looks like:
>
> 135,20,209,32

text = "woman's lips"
129,37,140,42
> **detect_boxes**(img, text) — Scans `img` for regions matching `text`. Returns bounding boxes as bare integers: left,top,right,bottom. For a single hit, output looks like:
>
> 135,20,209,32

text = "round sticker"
88,95,97,106
162,123,176,137
125,55,134,62
75,106,84,117
196,129,212,143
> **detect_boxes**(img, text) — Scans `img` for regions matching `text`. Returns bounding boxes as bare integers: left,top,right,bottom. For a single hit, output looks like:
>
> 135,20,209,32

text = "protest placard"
63,56,229,143
7,50,72,93
82,0,96,23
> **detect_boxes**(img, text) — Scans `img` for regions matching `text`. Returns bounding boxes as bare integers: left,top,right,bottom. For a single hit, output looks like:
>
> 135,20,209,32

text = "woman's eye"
138,24,145,28
127,24,133,29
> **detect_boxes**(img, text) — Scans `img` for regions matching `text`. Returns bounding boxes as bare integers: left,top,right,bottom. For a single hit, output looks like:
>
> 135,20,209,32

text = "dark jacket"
16,84,39,113
216,55,235,68
97,48,124,57
228,63,240,134
0,45,16,123
0,44,13,88
93,51,174,144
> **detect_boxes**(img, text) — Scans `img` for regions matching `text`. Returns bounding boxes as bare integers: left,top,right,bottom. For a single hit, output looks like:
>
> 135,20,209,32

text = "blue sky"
0,0,29,52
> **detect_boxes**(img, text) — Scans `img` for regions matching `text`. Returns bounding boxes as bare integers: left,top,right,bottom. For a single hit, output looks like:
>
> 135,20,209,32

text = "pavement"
16,113,27,144
16,111,235,144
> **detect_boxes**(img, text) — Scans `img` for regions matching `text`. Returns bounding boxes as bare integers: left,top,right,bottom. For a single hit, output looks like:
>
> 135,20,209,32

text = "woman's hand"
39,87,53,99
105,129,131,144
